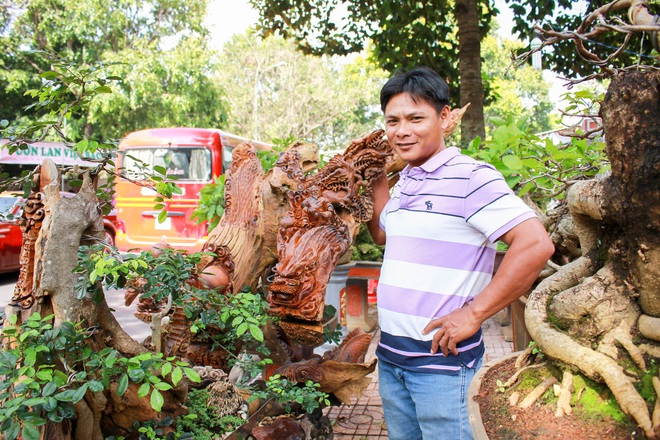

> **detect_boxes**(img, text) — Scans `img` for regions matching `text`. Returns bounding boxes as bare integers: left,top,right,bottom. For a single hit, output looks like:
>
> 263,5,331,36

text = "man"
365,67,554,439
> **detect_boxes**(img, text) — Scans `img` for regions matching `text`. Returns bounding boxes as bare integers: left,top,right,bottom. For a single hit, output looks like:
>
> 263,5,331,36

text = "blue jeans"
379,358,482,440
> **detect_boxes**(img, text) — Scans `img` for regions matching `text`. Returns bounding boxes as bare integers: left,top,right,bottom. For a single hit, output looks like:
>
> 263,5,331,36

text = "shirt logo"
425,201,433,211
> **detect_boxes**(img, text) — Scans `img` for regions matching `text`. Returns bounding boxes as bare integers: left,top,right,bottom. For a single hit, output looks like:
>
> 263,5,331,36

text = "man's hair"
380,67,450,114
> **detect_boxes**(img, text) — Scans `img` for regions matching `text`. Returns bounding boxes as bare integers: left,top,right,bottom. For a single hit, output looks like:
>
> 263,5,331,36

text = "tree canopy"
216,30,388,150
249,0,498,143
0,0,225,142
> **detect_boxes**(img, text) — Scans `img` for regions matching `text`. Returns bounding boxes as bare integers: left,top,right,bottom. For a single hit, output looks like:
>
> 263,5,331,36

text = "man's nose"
396,121,412,137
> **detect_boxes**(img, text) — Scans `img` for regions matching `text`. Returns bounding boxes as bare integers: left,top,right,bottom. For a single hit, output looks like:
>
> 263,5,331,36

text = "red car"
0,191,118,274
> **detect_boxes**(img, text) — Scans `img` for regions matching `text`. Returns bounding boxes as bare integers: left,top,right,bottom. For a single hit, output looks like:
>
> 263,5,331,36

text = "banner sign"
0,140,105,166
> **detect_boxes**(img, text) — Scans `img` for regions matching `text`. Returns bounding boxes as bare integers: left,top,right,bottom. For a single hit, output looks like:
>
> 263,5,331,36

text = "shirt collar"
401,146,461,176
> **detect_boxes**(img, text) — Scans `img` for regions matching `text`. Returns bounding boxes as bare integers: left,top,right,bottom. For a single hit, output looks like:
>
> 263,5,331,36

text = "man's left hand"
422,306,481,357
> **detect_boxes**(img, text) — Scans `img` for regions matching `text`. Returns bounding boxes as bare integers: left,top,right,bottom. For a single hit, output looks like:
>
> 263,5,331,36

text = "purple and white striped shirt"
376,146,536,374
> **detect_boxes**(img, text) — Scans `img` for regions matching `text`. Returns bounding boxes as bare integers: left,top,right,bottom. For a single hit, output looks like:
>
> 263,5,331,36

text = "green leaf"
183,367,201,383
502,154,523,170
161,362,172,377
150,388,164,412
84,380,102,393
153,165,167,175
21,423,41,440
137,382,150,398
157,210,168,224
249,325,264,342
39,71,60,80
24,349,37,367
116,374,129,396
72,384,88,403
95,85,112,93
42,381,58,397
5,422,20,440
171,367,183,386
236,322,248,336
153,382,172,391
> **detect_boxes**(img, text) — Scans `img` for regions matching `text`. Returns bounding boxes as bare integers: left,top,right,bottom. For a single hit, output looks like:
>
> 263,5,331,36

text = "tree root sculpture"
524,71,660,438
3,160,188,439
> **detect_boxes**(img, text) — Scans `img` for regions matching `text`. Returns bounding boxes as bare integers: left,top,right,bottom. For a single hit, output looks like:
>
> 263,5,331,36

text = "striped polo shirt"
376,146,536,375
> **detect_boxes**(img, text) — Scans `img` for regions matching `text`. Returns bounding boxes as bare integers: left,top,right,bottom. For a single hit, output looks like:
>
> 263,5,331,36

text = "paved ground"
323,315,514,439
0,272,513,439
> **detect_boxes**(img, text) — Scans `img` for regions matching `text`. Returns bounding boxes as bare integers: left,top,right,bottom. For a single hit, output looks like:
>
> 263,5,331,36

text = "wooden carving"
267,130,390,345
273,328,377,404
10,160,59,311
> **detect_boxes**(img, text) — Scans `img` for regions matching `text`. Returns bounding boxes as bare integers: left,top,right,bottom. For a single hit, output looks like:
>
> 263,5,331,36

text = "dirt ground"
474,356,644,439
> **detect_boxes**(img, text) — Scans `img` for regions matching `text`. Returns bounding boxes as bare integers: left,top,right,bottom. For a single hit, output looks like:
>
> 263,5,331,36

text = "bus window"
122,147,212,181
222,145,233,173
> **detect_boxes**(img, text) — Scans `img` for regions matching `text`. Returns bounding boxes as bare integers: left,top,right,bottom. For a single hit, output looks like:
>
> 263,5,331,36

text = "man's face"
384,92,450,168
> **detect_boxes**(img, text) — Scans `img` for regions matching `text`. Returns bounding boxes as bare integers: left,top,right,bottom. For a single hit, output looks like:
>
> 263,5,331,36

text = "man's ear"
439,105,452,130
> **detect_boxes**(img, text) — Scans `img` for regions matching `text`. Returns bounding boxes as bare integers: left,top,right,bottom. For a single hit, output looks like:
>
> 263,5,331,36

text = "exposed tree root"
526,260,657,439
555,370,574,417
514,344,536,370
503,361,548,388
518,376,558,409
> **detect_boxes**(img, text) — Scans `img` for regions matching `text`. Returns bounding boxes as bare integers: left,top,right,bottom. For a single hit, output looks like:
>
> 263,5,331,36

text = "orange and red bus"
114,127,271,253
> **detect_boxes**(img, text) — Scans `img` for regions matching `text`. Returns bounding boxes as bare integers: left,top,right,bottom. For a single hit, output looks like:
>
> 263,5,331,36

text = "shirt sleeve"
464,163,536,242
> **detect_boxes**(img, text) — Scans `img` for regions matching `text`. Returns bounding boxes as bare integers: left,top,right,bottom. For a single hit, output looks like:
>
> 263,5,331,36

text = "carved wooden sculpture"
268,130,391,345
3,160,176,440
274,328,377,405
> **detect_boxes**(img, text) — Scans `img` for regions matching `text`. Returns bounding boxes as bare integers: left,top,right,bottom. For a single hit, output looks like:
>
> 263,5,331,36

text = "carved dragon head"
267,188,351,325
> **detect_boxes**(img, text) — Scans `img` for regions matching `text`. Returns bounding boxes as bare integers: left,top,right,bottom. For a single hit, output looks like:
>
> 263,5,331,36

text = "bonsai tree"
485,1,660,438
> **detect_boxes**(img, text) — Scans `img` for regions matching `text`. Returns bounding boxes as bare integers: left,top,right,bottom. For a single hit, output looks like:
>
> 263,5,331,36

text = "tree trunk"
456,0,486,144
525,71,660,439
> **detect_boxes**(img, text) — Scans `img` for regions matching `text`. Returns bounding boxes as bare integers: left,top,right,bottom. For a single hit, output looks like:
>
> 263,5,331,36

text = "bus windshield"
121,147,212,181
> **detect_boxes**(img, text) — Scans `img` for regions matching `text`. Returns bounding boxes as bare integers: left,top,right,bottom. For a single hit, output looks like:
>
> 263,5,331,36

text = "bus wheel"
104,229,116,247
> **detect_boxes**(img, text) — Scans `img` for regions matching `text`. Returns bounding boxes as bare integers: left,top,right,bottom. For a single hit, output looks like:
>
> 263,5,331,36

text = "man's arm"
367,171,389,245
422,217,555,356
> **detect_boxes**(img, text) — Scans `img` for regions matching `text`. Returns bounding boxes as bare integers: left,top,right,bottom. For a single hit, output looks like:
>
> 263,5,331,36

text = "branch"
511,0,660,83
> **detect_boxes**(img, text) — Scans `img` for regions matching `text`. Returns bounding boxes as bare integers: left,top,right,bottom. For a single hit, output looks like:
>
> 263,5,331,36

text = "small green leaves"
171,367,183,386
150,389,164,412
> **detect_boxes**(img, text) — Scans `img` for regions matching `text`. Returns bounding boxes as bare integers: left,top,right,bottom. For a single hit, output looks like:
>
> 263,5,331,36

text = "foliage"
0,313,200,440
174,389,245,439
184,287,274,371
248,0,499,141
351,223,384,262
248,0,495,104
481,31,557,135
0,52,119,195
0,53,185,224
73,245,204,305
322,305,343,345
191,175,227,232
250,374,331,414
466,88,609,209
1,0,223,142
75,245,275,376
216,31,387,149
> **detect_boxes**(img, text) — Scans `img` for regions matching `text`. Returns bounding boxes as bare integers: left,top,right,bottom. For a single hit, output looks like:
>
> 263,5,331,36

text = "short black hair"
380,67,450,114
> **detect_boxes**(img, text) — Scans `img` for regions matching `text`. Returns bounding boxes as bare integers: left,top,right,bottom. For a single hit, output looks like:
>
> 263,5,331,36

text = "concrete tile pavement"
323,315,514,439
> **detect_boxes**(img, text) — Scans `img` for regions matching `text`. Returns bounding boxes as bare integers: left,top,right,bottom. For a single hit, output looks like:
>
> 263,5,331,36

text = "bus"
114,127,271,253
